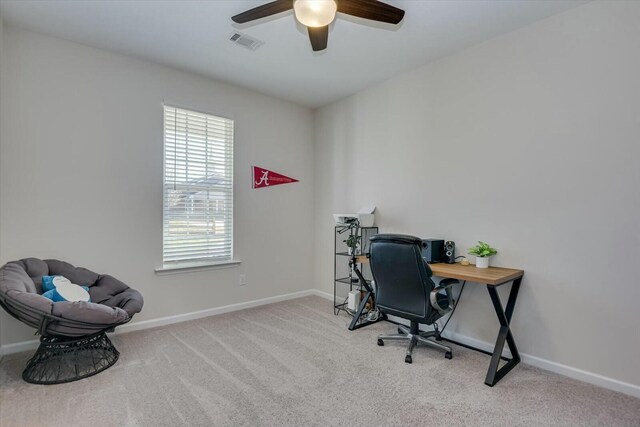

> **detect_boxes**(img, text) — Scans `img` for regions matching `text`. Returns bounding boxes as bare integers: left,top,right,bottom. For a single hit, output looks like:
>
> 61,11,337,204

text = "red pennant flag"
252,166,299,189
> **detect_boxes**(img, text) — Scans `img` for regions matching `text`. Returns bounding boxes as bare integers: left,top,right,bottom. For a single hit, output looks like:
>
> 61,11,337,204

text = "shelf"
335,252,367,257
333,303,372,319
334,226,378,315
335,277,371,286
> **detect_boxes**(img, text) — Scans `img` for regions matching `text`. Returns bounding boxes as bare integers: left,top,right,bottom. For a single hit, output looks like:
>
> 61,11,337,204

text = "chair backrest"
369,234,436,322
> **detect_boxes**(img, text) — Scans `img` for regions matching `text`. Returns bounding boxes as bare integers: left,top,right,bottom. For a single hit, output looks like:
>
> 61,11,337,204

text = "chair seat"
0,258,143,337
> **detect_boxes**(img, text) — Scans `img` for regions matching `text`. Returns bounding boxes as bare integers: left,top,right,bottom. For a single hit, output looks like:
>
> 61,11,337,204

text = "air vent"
229,32,264,51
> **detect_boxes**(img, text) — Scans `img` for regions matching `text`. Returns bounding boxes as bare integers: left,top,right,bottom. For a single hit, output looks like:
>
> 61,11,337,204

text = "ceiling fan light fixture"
293,0,337,27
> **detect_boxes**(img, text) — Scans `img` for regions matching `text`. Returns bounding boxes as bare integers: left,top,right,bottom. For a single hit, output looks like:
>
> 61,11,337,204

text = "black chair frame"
0,292,130,384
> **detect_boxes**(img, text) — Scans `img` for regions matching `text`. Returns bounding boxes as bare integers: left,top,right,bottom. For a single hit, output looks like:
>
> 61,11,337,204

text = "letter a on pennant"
252,166,299,189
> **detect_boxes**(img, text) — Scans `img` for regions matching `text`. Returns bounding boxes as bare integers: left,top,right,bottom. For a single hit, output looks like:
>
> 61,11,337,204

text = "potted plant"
344,235,361,255
468,241,498,268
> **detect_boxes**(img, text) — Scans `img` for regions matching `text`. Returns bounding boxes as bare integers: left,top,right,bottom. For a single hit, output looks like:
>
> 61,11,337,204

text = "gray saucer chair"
0,258,143,384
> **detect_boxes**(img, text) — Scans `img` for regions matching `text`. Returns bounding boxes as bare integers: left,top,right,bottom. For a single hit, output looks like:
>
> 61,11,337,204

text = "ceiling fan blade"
231,0,294,24
337,0,405,24
308,26,329,51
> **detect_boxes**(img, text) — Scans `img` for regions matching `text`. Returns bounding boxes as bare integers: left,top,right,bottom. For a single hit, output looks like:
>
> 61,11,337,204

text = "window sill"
155,259,241,275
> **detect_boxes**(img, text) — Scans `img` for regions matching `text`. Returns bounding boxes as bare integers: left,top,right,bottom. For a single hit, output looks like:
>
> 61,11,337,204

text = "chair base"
377,322,452,363
22,331,120,384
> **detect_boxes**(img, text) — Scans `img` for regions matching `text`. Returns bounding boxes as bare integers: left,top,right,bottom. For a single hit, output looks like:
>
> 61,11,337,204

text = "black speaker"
444,241,456,264
422,239,444,263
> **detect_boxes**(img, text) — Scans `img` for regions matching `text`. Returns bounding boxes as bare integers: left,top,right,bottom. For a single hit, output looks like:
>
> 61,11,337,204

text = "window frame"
157,104,239,273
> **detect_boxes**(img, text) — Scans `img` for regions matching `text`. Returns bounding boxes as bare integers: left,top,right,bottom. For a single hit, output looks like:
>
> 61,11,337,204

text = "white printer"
333,206,376,228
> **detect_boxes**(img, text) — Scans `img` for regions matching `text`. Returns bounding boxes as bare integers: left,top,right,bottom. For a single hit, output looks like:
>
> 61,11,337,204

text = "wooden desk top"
429,263,523,286
355,256,523,286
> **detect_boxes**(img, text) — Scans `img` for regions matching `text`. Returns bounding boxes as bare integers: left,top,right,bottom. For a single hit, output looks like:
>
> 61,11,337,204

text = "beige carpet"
1,295,639,426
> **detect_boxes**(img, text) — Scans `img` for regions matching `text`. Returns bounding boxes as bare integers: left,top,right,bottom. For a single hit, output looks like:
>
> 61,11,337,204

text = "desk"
429,263,524,386
355,256,524,387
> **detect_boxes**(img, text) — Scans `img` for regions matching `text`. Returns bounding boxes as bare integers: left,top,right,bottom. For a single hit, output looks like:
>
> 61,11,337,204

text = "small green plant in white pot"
344,235,361,255
468,241,498,268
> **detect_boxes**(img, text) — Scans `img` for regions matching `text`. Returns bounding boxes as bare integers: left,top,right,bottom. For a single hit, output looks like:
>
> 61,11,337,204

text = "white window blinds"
163,105,234,266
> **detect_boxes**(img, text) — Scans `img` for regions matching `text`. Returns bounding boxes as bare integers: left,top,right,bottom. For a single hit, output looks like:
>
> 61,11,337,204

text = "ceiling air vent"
229,32,264,51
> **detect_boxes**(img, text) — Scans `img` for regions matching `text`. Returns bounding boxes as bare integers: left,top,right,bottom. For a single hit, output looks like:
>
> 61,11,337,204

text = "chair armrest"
429,278,459,315
435,278,458,303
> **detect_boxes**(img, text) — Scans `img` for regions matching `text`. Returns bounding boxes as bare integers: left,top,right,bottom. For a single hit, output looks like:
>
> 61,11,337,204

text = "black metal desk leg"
347,263,385,330
348,289,372,330
485,278,522,386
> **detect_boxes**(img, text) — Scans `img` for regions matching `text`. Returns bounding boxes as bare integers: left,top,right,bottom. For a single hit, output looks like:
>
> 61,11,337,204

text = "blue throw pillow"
42,288,65,302
42,275,76,292
41,277,91,303
42,286,90,302
42,275,61,292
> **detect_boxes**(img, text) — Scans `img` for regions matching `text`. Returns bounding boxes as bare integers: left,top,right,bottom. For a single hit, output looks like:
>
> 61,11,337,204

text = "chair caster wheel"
405,355,412,364
445,351,452,360
377,339,384,346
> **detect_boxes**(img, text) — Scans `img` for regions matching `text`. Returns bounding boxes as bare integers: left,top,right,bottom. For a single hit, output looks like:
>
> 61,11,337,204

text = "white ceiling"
0,0,587,108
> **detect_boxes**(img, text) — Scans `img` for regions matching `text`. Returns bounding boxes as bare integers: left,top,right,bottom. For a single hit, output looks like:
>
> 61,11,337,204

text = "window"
163,105,234,267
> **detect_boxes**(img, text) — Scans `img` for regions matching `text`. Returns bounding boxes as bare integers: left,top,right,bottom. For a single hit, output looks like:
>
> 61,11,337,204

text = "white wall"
0,12,4,351
2,0,639,396
0,26,314,345
314,1,640,389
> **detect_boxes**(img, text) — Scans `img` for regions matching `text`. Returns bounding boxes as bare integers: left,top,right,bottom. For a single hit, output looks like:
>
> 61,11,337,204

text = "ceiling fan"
232,0,405,52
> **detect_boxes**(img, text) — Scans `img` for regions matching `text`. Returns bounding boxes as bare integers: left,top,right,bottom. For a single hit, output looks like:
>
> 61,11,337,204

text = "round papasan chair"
0,258,143,384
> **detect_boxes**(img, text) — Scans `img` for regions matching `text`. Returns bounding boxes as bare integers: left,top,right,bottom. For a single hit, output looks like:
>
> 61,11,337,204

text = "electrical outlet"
239,274,247,286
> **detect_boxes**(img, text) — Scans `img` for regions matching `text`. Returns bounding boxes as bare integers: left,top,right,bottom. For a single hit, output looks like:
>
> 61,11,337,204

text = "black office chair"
370,234,458,363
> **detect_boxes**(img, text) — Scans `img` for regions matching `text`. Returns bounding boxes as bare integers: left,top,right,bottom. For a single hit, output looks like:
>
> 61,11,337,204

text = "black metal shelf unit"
333,225,378,320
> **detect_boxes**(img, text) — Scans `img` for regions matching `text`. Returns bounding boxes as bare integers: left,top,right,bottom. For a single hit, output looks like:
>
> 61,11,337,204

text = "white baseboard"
115,289,316,335
446,330,640,398
2,288,639,399
519,351,640,398
0,289,317,358
310,289,334,301
386,315,640,398
0,338,40,358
